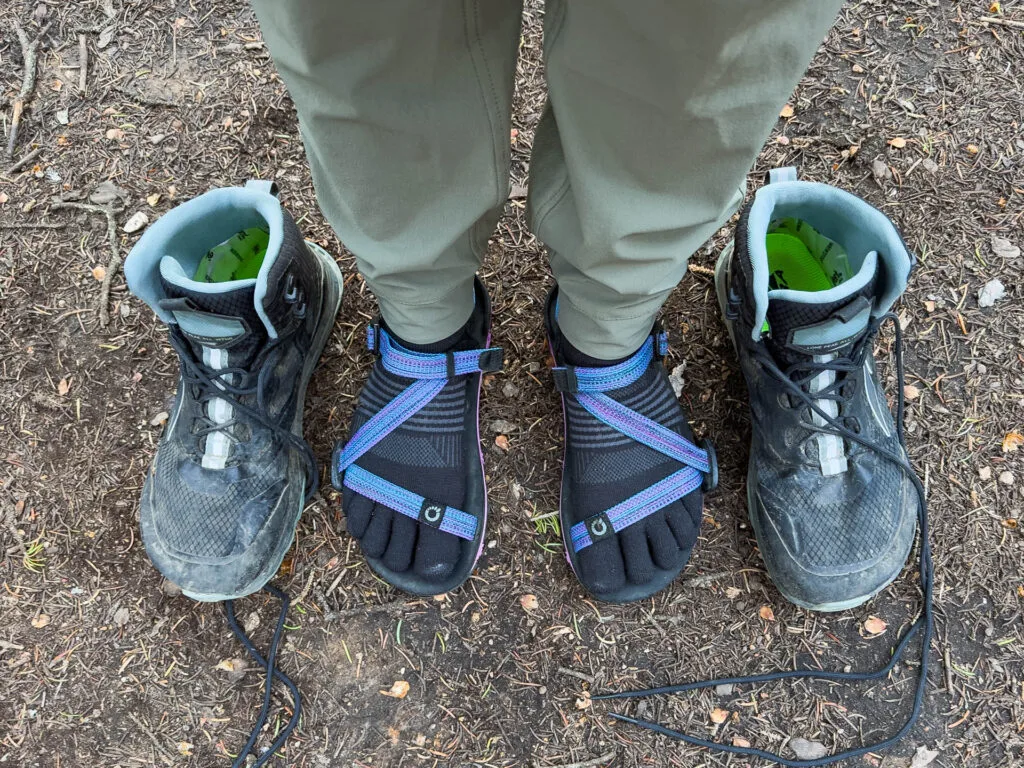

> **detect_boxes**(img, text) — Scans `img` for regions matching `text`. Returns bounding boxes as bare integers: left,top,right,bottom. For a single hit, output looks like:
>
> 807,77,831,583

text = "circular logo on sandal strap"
585,513,613,541
423,504,443,523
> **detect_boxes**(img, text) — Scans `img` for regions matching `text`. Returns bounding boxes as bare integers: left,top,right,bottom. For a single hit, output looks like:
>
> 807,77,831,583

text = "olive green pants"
252,0,844,357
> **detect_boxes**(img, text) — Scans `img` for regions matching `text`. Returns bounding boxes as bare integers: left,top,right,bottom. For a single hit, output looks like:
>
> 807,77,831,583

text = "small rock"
160,578,182,597
668,364,686,398
991,236,1020,260
871,158,890,181
790,738,829,760
978,279,1006,309
243,612,260,635
55,108,70,126
910,746,940,768
150,411,169,426
999,471,1014,486
714,683,734,696
123,211,150,233
501,381,519,399
921,158,939,174
149,134,166,145
89,180,127,205
979,467,992,481
113,606,130,626
489,419,517,434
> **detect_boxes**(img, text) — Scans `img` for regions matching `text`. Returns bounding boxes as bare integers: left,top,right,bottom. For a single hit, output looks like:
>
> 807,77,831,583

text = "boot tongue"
765,251,878,367
157,256,267,363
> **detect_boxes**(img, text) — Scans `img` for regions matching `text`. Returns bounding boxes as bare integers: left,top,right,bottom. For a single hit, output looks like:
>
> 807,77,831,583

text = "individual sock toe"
621,524,656,586
343,491,376,539
360,504,393,558
381,513,417,573
413,525,459,581
666,496,700,551
648,512,686,570
578,537,626,594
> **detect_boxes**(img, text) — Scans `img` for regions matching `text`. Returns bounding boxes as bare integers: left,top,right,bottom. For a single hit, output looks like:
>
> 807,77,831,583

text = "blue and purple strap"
334,325,503,542
554,330,711,554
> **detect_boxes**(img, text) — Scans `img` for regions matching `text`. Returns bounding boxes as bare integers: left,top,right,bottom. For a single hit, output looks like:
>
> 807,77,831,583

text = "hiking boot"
715,167,917,611
125,181,343,601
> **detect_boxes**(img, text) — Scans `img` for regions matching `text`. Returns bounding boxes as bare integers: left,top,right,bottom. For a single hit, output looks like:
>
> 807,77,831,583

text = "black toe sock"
343,312,479,583
560,336,703,595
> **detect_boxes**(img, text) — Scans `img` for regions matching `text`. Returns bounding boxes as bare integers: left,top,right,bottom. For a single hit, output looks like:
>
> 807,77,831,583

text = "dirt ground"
2,1,1023,766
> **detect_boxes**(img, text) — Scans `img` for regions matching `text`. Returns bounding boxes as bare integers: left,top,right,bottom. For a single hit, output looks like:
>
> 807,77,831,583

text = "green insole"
765,232,834,292
194,227,270,283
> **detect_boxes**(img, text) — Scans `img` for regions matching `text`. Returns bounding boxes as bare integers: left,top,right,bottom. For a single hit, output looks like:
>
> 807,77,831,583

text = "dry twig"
6,23,49,159
50,201,122,327
3,146,43,175
78,34,88,94
533,750,618,768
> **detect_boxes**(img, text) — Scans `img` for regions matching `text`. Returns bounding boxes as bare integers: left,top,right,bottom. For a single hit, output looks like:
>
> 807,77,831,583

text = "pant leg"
529,0,845,358
251,0,522,343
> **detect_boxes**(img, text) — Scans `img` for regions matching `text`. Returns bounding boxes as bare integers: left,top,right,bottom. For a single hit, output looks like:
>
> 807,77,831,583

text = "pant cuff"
556,294,661,360
372,275,476,346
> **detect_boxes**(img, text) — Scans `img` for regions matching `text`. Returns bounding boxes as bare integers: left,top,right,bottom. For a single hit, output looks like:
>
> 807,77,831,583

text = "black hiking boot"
125,181,343,600
715,167,917,611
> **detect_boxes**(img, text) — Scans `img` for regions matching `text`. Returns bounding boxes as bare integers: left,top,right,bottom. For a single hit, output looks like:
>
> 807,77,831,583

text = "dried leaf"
991,236,1020,260
105,127,125,141
724,586,741,599
1002,518,1018,529
215,658,240,673
575,693,592,710
758,605,776,622
779,104,795,118
146,193,161,207
92,266,106,281
979,467,992,481
0,192,9,204
903,384,920,400
888,137,907,149
57,378,70,396
1003,432,1024,453
710,708,729,724
387,726,400,745
863,616,888,636
924,300,935,312
494,435,510,452
31,614,51,629
966,144,980,155
520,594,539,611
177,742,194,756
732,737,752,748
381,680,410,699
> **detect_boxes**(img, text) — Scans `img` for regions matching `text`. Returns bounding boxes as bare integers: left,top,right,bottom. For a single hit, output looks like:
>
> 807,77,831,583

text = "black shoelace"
170,332,319,492
596,313,933,767
170,332,317,765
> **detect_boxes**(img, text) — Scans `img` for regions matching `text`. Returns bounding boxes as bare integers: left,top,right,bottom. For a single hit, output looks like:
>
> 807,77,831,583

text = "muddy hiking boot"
125,181,343,601
545,289,718,603
715,167,918,611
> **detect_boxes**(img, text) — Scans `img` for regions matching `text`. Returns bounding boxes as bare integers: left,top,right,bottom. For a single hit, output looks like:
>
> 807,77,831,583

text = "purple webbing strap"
336,378,446,471
558,330,709,553
569,467,703,551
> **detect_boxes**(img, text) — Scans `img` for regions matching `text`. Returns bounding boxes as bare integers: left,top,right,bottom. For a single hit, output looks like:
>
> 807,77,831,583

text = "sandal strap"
554,330,712,554
334,322,501,532
569,467,703,553
344,465,478,541
370,325,503,380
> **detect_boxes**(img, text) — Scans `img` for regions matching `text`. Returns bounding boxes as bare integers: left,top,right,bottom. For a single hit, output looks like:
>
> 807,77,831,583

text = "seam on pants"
463,0,508,213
